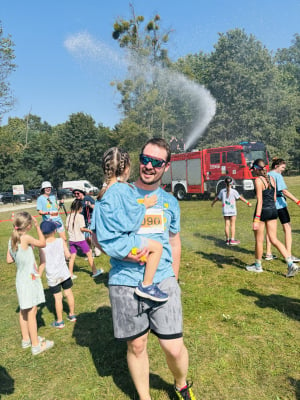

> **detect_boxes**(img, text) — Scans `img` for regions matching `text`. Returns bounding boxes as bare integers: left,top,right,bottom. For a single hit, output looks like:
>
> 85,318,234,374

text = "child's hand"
144,194,157,209
32,217,39,228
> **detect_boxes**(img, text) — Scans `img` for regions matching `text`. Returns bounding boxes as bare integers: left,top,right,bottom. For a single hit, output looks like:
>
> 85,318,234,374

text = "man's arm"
169,232,181,280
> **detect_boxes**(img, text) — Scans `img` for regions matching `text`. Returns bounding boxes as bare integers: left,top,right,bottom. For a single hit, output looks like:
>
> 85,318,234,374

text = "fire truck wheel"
174,185,186,201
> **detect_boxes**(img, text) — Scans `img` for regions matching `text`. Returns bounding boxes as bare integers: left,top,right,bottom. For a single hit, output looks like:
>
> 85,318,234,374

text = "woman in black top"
246,159,298,277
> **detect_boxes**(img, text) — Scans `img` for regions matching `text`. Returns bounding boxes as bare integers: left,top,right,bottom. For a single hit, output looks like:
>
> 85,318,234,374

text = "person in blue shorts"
265,158,300,262
37,181,66,241
91,138,196,400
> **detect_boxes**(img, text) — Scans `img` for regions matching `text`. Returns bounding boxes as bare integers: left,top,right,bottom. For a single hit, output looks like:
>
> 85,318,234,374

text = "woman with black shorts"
246,159,298,277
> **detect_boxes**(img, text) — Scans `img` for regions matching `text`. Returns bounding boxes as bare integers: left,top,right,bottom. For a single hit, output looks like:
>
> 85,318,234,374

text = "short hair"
141,138,171,163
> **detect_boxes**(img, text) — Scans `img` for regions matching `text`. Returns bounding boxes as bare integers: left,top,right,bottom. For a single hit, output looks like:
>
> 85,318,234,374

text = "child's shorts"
49,277,73,294
69,240,90,255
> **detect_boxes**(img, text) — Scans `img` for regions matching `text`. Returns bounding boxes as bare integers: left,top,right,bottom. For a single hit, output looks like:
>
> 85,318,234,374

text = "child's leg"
68,253,76,276
26,306,39,347
224,217,230,240
64,288,75,316
230,216,236,239
142,239,163,286
19,309,29,342
53,292,64,322
85,249,97,274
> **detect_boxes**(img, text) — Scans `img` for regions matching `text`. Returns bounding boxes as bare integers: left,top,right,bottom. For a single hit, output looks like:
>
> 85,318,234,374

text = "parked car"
27,188,41,199
57,188,74,200
0,192,14,204
15,193,33,203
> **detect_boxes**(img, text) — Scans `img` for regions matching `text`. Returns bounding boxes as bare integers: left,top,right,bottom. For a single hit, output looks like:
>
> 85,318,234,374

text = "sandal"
31,339,54,355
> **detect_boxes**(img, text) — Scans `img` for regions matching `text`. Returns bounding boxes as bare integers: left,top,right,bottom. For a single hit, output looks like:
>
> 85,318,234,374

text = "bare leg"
266,219,289,258
53,292,63,322
64,288,75,316
224,217,230,240
68,253,76,276
282,222,292,255
27,306,39,347
254,221,265,260
86,249,97,275
142,239,163,286
159,337,189,389
127,333,151,400
230,216,236,239
19,309,29,342
266,233,272,256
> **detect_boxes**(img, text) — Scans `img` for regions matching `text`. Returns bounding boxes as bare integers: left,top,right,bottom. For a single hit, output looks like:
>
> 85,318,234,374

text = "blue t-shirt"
91,183,180,286
36,194,63,225
268,171,287,209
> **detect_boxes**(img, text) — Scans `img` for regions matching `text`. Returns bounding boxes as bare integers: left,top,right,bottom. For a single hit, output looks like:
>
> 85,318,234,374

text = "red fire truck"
161,141,269,200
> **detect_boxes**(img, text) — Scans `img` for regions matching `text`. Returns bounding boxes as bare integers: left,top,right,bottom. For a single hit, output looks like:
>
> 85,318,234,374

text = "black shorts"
49,277,73,294
260,207,278,222
278,207,290,225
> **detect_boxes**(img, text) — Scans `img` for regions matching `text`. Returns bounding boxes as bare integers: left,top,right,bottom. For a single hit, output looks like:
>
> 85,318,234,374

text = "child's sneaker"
225,239,230,246
265,254,277,261
135,281,169,302
286,263,299,278
51,320,65,329
230,239,240,246
291,255,300,263
92,269,104,278
246,264,263,273
67,315,77,322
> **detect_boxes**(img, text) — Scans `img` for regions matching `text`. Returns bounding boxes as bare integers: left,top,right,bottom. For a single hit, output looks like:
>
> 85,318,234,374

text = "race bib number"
137,208,164,234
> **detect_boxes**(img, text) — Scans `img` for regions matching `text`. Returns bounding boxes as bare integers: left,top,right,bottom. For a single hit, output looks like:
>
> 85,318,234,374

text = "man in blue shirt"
92,138,196,400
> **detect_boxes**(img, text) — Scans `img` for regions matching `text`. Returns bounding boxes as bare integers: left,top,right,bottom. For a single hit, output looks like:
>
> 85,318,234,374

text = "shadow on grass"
239,289,300,321
193,233,254,255
288,377,300,400
195,250,246,270
72,306,175,399
0,365,14,396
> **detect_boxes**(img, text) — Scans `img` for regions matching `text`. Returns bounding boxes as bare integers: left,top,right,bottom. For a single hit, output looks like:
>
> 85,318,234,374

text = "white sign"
12,185,24,195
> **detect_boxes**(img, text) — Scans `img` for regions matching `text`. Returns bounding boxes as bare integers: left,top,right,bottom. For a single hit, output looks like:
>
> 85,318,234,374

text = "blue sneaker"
51,320,65,329
135,281,169,302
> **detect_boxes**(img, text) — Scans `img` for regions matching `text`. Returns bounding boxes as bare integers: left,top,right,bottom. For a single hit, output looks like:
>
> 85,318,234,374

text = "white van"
62,180,99,195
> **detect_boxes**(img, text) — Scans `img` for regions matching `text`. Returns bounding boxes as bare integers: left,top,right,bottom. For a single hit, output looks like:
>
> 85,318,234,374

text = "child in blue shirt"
92,147,168,302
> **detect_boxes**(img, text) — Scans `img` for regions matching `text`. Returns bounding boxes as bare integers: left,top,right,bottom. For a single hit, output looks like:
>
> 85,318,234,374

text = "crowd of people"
6,137,300,400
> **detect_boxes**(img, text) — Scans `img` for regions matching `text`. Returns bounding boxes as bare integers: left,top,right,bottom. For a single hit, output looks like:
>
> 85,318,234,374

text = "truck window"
227,151,242,164
210,153,220,164
222,153,226,163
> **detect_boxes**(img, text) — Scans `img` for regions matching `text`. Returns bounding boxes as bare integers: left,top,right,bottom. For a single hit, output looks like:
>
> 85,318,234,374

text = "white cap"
41,181,52,190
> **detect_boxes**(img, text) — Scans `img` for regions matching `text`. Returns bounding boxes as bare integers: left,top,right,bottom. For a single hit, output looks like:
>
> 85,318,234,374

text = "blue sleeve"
36,195,44,211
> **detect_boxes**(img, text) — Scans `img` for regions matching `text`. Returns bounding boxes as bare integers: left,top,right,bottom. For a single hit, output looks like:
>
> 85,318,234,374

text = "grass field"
0,177,299,400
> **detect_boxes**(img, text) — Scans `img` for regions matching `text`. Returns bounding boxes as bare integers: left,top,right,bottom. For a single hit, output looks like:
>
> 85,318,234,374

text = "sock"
141,282,151,288
286,256,293,267
176,383,187,391
255,259,262,267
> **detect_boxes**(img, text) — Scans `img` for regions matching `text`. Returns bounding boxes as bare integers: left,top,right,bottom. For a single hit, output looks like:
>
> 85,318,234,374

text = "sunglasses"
252,164,265,170
139,154,166,168
74,192,81,196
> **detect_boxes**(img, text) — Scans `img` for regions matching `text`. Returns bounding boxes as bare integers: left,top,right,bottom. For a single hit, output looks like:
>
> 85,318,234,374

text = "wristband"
247,202,250,205
255,215,261,218
254,218,260,222
297,200,300,205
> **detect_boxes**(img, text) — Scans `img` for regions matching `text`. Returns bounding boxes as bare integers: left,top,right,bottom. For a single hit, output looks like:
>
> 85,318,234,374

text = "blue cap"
40,220,61,234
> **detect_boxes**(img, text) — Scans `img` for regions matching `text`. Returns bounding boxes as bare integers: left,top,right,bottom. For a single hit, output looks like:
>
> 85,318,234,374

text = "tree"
0,22,16,123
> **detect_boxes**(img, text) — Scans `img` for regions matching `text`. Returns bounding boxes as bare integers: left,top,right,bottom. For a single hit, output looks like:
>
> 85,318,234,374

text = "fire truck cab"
161,141,269,200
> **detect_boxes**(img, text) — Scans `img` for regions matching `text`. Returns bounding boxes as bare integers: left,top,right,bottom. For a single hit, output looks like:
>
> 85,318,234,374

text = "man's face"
139,144,169,186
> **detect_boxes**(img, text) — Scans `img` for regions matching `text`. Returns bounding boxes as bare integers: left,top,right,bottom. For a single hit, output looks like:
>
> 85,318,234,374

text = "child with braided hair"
246,159,298,277
91,147,169,302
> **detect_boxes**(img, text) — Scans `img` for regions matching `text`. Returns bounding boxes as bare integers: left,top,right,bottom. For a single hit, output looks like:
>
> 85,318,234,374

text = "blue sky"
1,0,299,128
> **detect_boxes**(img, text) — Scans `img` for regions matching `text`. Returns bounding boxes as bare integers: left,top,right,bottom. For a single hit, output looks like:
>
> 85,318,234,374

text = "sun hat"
72,188,86,195
41,181,52,190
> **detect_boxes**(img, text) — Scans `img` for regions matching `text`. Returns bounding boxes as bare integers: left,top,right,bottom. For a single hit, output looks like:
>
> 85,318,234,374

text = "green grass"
0,177,299,399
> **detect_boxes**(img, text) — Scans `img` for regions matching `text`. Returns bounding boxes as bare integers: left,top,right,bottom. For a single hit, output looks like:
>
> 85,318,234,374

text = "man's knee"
127,335,148,357
160,338,185,359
